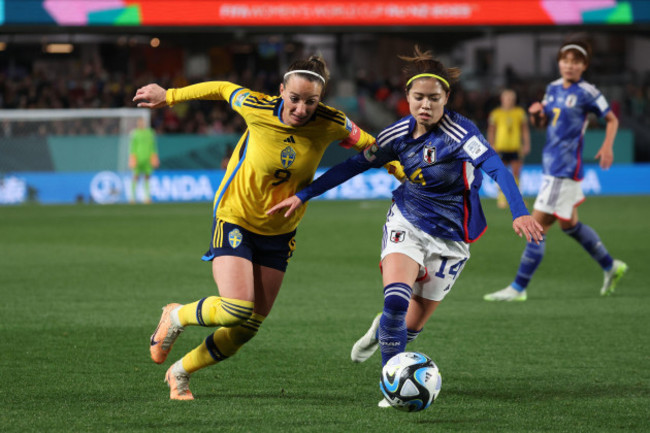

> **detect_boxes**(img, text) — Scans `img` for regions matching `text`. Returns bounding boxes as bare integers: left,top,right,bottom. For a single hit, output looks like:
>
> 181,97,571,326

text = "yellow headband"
406,73,450,89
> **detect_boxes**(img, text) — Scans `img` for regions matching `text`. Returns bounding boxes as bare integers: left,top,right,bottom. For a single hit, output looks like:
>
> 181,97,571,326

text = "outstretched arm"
336,121,406,184
268,151,380,218
134,81,241,108
133,84,168,109
481,155,544,243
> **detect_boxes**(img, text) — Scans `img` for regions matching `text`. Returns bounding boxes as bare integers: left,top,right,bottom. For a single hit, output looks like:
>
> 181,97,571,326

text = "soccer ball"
379,351,442,412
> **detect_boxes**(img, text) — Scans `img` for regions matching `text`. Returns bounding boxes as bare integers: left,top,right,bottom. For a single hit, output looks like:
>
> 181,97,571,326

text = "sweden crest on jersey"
281,146,296,168
228,228,243,248
423,145,436,165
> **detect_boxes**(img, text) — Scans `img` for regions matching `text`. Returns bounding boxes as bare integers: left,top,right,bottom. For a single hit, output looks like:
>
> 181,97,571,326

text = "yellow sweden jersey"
167,81,375,236
488,107,527,153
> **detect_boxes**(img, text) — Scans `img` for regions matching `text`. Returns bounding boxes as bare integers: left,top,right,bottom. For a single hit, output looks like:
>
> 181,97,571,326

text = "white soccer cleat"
378,398,391,408
600,259,628,296
483,285,527,302
351,313,381,363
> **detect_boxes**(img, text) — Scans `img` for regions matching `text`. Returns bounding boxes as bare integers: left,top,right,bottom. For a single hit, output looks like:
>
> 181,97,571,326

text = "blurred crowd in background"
0,34,648,151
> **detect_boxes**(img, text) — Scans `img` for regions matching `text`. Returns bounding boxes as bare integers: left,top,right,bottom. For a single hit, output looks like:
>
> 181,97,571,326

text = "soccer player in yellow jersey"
487,89,530,208
134,56,403,400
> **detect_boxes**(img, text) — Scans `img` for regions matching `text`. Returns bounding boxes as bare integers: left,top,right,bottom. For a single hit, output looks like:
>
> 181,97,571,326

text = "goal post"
0,108,151,174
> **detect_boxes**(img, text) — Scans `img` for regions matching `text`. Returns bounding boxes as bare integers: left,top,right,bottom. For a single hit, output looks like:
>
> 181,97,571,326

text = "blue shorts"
202,219,297,272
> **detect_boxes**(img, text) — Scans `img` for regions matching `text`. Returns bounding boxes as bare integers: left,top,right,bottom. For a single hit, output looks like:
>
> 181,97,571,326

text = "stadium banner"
1,164,650,205
2,0,649,26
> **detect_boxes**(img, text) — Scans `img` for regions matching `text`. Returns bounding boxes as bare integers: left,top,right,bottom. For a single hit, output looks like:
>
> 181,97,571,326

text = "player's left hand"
267,195,304,218
595,146,614,170
512,215,544,244
133,84,167,109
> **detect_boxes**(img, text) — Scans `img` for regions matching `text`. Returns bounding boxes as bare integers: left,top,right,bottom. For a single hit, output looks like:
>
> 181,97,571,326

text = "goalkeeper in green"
128,118,159,203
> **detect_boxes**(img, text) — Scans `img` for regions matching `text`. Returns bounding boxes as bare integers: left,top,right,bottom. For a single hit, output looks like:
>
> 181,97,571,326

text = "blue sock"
379,282,412,366
563,222,613,270
513,237,546,290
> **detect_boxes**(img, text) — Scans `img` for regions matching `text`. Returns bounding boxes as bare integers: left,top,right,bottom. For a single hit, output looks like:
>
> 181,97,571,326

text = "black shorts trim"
499,151,521,163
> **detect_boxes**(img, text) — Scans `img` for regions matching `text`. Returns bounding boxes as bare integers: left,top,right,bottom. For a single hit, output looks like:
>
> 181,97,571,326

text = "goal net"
0,108,151,175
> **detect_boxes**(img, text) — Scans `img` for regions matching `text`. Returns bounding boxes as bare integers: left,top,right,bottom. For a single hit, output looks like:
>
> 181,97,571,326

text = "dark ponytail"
284,55,330,91
400,45,460,93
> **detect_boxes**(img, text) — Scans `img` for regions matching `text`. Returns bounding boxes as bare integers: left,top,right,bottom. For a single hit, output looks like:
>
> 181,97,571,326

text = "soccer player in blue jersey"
484,37,627,302
268,46,544,407
134,56,404,400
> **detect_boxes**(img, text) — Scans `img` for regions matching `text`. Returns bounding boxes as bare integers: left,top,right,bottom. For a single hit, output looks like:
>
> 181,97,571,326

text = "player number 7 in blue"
434,257,467,280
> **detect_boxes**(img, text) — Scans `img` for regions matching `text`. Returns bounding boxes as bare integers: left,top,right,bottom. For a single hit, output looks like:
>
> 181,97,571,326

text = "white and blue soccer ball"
379,351,442,412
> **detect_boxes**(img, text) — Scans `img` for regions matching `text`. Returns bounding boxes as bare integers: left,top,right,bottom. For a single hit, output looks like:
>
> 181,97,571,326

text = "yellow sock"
177,296,254,327
181,313,265,374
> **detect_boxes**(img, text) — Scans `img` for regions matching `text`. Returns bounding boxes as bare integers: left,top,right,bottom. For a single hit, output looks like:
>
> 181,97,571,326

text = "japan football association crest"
565,94,577,108
390,230,406,243
228,228,243,248
281,146,296,168
423,145,436,165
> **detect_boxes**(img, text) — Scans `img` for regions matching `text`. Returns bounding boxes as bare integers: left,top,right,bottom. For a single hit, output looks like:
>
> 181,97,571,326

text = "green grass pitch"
1,197,648,432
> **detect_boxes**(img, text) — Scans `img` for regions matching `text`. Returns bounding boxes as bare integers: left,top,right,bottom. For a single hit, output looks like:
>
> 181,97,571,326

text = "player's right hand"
512,215,544,244
528,102,547,128
133,84,168,109
528,102,544,116
267,196,304,218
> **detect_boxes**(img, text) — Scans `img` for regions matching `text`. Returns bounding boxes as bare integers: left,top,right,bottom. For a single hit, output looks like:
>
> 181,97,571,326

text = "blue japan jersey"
368,110,497,243
541,78,610,180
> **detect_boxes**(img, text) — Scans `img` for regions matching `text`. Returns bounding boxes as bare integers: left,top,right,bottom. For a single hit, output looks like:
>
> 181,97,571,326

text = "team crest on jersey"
233,91,249,108
228,229,243,248
423,145,436,165
390,230,406,243
565,94,577,108
281,146,296,168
